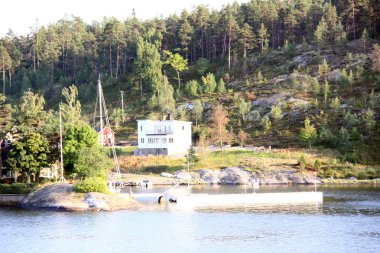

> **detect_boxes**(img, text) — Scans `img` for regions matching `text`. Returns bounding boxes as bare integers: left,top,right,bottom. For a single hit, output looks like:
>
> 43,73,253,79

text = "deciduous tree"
211,103,229,151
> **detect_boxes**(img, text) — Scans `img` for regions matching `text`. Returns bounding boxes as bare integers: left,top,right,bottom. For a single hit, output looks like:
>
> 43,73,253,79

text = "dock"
133,191,323,209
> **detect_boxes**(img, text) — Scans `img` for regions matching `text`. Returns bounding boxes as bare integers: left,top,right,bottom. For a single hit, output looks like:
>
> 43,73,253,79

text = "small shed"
96,126,115,146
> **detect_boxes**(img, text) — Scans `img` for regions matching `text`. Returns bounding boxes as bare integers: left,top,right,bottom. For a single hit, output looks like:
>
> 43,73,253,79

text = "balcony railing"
146,130,173,135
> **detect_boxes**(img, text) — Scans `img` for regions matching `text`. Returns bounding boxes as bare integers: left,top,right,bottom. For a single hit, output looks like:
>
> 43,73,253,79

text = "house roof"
136,119,192,124
94,126,116,133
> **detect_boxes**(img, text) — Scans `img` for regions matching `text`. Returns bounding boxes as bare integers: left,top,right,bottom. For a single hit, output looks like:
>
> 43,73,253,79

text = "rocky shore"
123,167,323,186
20,183,139,211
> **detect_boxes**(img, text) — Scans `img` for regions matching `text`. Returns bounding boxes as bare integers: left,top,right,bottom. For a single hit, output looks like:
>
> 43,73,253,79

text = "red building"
97,126,115,146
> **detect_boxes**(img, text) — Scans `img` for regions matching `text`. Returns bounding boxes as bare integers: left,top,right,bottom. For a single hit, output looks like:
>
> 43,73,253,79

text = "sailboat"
94,76,121,185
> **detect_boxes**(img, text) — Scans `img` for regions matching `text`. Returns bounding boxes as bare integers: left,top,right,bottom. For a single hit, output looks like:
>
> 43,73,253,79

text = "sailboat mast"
98,77,104,146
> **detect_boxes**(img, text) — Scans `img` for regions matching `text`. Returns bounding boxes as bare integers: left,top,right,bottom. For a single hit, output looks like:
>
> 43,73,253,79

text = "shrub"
313,159,322,171
299,155,307,170
0,183,37,194
366,168,377,179
74,147,112,180
357,171,367,180
73,177,108,193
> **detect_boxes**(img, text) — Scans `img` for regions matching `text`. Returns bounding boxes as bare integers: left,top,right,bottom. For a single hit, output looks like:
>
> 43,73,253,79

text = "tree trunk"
228,30,231,69
177,71,181,91
109,43,113,78
201,31,204,58
2,60,5,95
35,171,40,184
33,50,36,72
9,70,12,88
26,172,31,184
243,39,247,58
116,44,120,79
13,171,18,183
123,50,127,74
352,3,356,40
140,81,143,99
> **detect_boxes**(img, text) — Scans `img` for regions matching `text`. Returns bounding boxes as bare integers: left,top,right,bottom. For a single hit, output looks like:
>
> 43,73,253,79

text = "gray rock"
323,69,342,82
292,51,317,67
218,167,252,185
84,193,110,211
269,75,290,84
251,92,291,109
246,110,262,121
198,169,220,184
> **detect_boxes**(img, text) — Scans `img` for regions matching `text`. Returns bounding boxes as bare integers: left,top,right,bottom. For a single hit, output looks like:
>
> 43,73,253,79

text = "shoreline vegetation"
1,147,379,197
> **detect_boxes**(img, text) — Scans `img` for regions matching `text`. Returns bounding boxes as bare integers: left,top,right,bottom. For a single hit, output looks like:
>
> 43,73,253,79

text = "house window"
162,138,167,143
148,138,159,144
140,126,142,131
169,138,174,143
182,126,185,130
141,138,144,144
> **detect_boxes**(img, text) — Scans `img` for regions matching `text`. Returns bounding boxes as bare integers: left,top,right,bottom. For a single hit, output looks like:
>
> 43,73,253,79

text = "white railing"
146,130,173,135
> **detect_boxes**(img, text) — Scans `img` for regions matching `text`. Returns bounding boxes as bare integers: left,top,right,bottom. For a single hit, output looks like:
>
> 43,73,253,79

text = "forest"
0,0,380,180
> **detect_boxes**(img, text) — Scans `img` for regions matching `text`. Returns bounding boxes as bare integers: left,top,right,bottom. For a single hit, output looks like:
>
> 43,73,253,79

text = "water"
1,185,379,253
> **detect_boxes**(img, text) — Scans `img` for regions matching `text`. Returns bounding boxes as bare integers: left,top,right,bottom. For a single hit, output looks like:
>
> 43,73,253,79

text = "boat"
140,179,153,188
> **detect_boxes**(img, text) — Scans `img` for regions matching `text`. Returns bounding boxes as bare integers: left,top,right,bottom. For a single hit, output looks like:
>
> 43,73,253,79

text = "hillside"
0,0,379,166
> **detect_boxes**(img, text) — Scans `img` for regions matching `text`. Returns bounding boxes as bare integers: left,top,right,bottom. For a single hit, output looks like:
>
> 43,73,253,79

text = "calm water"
1,185,379,253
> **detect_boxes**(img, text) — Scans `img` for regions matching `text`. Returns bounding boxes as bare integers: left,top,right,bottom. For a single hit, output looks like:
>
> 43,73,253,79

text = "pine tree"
258,23,269,54
201,73,217,94
179,18,193,59
0,45,12,95
318,59,330,76
193,100,203,126
323,81,330,104
369,44,380,73
300,118,317,149
314,17,327,50
217,78,226,93
239,23,256,58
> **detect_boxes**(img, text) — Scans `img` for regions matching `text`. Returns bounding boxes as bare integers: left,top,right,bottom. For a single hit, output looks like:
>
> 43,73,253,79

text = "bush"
357,171,367,180
0,183,37,194
299,155,307,170
73,177,108,193
74,147,112,179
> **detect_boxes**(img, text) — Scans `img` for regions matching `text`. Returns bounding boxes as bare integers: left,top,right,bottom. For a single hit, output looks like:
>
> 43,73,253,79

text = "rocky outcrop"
191,168,322,185
21,183,138,211
218,167,252,185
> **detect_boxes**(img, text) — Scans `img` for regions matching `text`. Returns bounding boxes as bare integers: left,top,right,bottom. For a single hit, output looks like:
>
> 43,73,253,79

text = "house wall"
137,120,192,156
98,127,115,146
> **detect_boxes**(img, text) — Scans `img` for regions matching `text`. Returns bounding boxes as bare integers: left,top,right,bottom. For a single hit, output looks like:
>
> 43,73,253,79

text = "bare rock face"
251,92,291,109
198,169,220,184
218,167,252,185
323,69,342,82
292,51,318,67
21,183,137,211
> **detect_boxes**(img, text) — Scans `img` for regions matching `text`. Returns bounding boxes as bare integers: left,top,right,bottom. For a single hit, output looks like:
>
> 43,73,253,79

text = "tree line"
0,0,378,103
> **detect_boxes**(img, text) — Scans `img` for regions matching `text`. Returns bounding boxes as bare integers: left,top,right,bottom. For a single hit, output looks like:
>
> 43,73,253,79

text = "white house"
134,118,192,156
